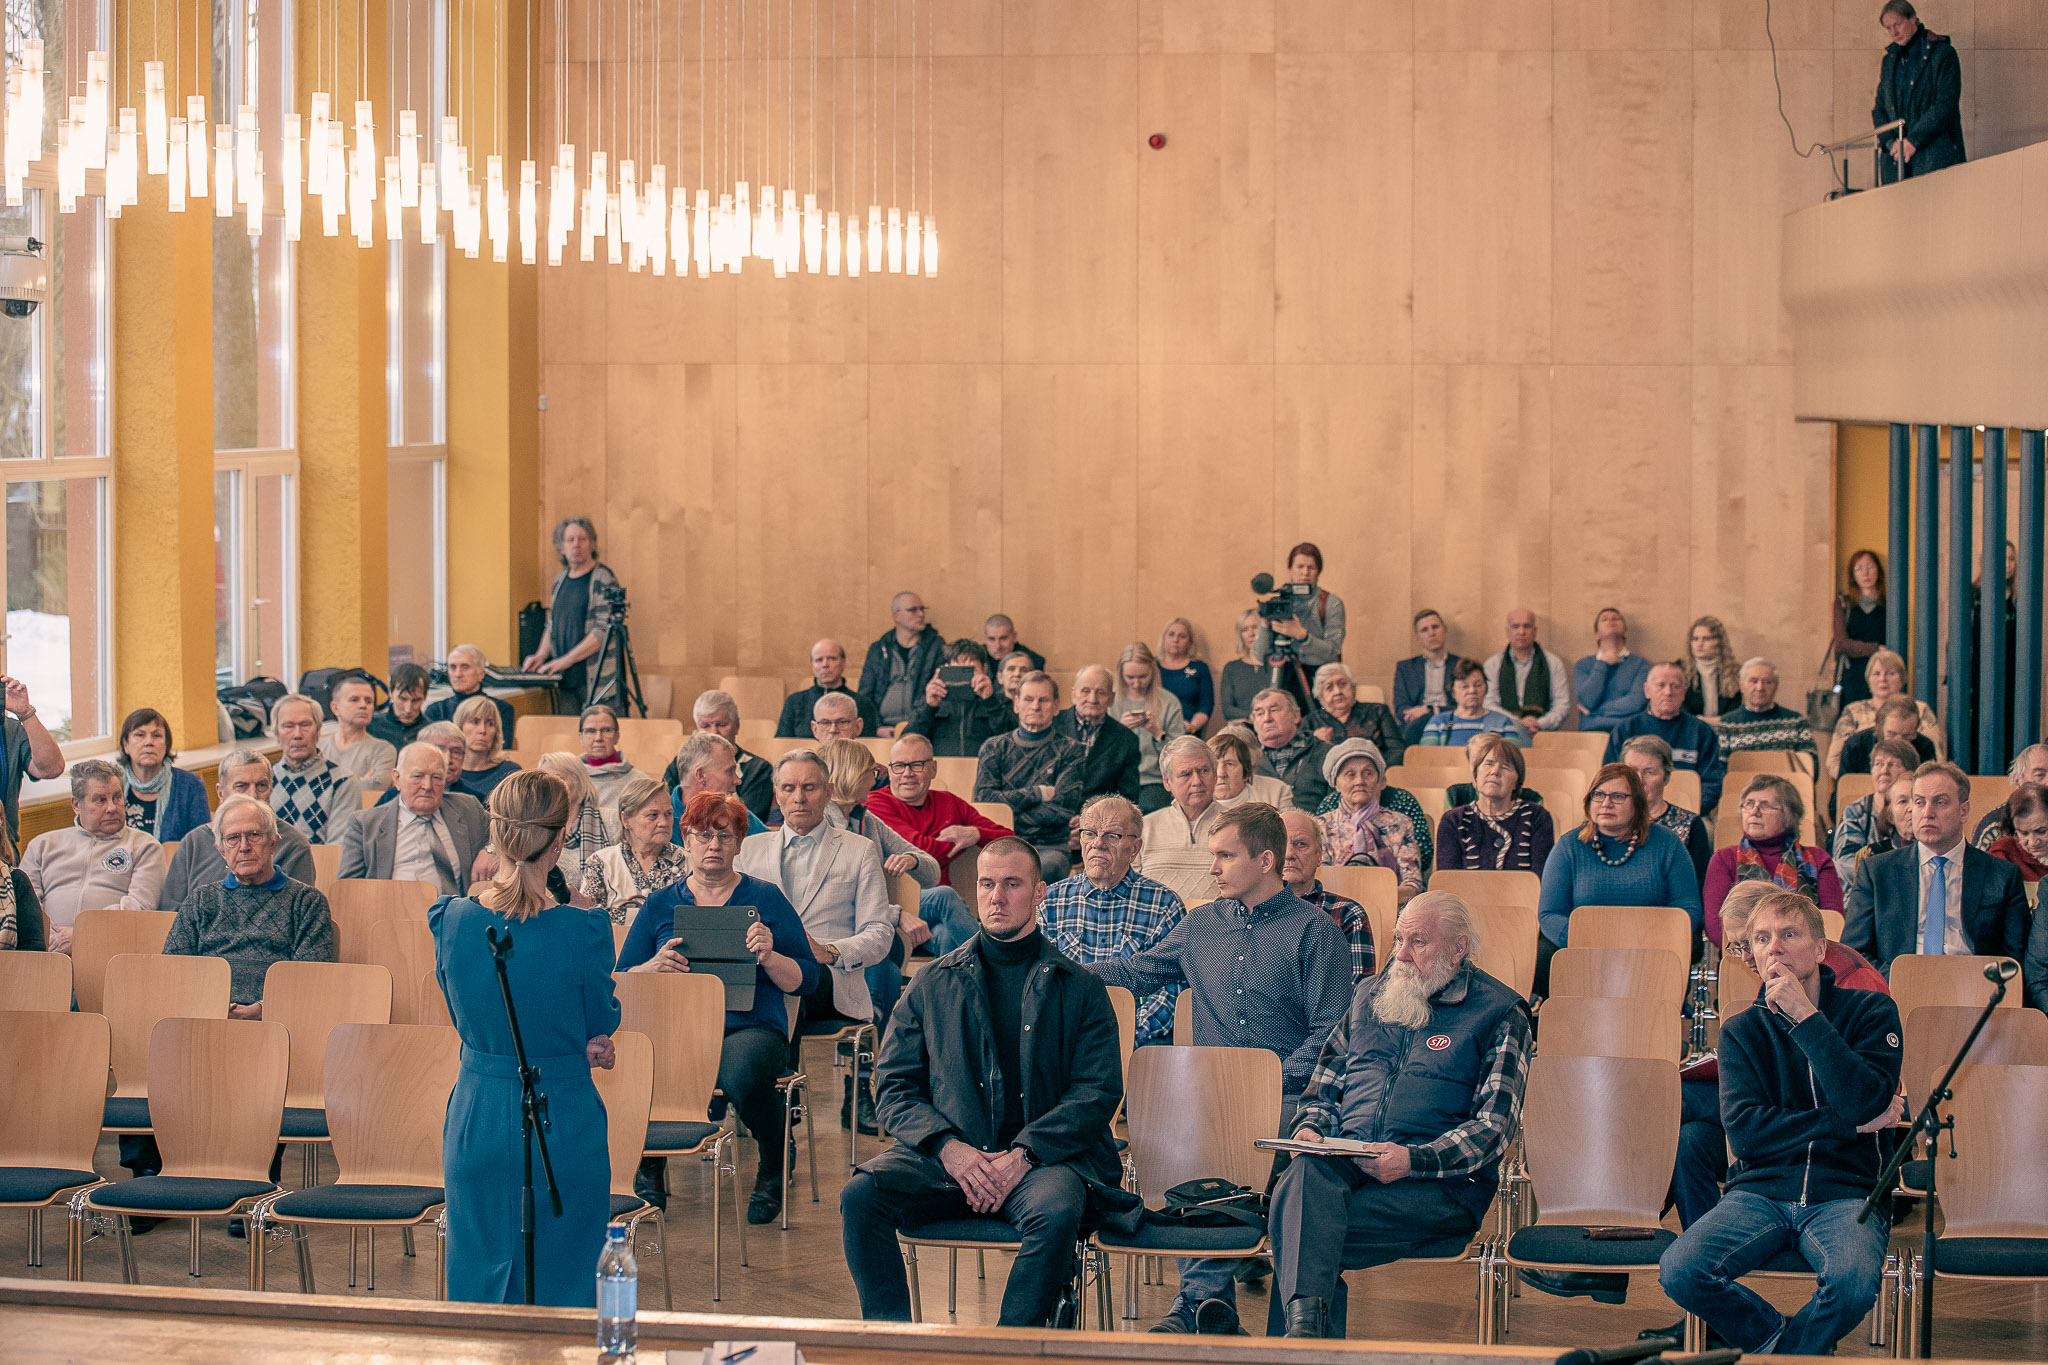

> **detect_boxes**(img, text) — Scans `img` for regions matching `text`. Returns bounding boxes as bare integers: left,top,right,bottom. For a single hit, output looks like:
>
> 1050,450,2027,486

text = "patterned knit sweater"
163,874,338,1003
1714,705,1816,761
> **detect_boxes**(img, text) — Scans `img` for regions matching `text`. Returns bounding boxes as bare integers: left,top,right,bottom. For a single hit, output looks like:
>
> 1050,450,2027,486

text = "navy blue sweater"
1603,710,1726,812
1719,964,1902,1206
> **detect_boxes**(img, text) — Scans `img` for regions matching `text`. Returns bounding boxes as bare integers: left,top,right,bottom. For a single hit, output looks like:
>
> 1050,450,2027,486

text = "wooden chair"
417,970,452,1027
737,717,776,741
1547,947,1688,1009
1321,863,1397,919
69,908,178,1014
1356,683,1386,704
618,717,685,755
1363,900,1399,976
716,674,788,723
1411,786,1449,833
1430,869,1540,912
1836,772,1875,811
1891,955,2021,1023
1496,1054,1685,1343
1533,731,1610,760
971,800,1014,828
255,1022,461,1296
77,1017,287,1288
1402,745,1475,772
1520,767,1588,811
611,971,742,1299
512,714,579,755
1537,994,1684,1063
100,954,233,1148
0,951,73,1012
1171,991,1193,1046
308,843,343,895
326,879,435,966
1467,901,1540,1000
358,790,382,810
0,1010,110,1270
1088,1046,1285,1327
1726,750,1810,775
932,756,978,794
1665,770,1702,812
1717,954,1762,1025
1969,775,2013,821
263,960,395,1184
1567,905,1692,967
590,1029,672,1308
369,919,438,1025
640,673,676,721
1893,1010,2048,1201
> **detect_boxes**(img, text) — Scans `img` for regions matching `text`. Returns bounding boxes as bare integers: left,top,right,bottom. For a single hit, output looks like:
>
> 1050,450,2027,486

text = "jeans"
840,1163,1087,1326
1659,1190,1887,1355
1169,1099,1293,1319
917,886,981,956
1672,1078,1727,1229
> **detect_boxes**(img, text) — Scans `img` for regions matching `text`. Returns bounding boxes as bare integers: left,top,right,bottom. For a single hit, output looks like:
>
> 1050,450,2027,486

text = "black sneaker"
1195,1298,1248,1335
1519,1267,1629,1304
1148,1303,1197,1334
125,1216,164,1236
746,1179,784,1225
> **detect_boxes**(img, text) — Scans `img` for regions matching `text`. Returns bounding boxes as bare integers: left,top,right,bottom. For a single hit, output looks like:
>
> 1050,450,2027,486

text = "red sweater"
866,788,1014,877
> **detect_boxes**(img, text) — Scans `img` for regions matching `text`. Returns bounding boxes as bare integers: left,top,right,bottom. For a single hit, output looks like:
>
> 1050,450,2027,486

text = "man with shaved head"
983,614,1045,672
859,591,947,737
1054,664,1140,806
778,637,881,738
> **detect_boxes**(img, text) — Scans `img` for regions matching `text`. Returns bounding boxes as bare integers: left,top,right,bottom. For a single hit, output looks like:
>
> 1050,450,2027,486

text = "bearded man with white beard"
1265,891,1533,1339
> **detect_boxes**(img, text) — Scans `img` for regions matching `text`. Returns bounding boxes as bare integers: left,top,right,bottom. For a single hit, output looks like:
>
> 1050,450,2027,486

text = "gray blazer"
735,824,897,1019
161,823,318,910
338,792,491,890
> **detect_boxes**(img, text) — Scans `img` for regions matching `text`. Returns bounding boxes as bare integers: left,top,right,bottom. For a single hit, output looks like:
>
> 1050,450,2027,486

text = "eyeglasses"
1587,790,1633,806
886,761,933,775
685,828,740,847
1077,830,1128,846
220,831,271,847
1738,799,1784,815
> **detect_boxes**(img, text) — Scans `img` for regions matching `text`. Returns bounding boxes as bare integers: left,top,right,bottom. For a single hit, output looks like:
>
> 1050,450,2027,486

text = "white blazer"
735,823,898,1019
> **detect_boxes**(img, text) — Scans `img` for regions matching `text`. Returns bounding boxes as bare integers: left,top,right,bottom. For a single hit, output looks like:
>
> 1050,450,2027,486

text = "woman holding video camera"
1253,542,1347,716
522,516,625,712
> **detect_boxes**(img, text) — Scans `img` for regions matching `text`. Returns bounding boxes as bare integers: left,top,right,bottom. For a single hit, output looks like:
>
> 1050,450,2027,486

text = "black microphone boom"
1555,1338,1678,1365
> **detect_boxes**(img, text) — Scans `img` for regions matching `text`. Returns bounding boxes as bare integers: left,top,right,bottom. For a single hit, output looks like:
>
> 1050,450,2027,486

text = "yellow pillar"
295,0,389,673
111,0,216,743
446,0,540,664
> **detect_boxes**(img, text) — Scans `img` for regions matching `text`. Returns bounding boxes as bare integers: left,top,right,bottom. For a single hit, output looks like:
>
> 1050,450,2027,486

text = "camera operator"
522,516,625,713
1253,542,1346,716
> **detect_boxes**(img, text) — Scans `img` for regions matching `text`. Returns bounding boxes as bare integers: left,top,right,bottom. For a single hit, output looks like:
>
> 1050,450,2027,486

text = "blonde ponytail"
480,769,573,922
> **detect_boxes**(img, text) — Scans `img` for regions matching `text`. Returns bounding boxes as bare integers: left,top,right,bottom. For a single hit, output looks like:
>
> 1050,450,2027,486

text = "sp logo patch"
1425,1035,1452,1051
103,849,131,872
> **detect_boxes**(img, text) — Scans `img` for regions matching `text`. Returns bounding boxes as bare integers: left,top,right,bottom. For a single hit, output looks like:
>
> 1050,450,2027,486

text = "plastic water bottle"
596,1222,637,1360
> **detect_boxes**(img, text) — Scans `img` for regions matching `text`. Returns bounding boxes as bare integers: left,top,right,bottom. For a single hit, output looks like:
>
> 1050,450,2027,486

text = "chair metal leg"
1684,1313,1706,1352
847,1040,862,1170
187,1217,201,1279
247,1205,264,1291
1873,1251,1898,1348
65,1188,91,1281
1122,1252,1138,1320
780,1094,796,1231
904,1242,923,1323
119,1217,139,1285
1093,1246,1112,1330
297,1226,315,1294
366,1226,376,1290
347,1226,359,1289
804,1080,819,1201
435,1210,447,1300
653,1209,673,1311
708,1153,724,1302
27,1206,41,1268
727,1133,748,1270
977,1248,986,1279
1475,1243,1494,1345
947,1247,958,1315
301,1144,315,1189
402,1225,416,1258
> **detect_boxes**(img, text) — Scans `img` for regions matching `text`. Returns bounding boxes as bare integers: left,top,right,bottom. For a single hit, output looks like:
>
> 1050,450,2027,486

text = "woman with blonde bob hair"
450,693,521,803
431,769,620,1306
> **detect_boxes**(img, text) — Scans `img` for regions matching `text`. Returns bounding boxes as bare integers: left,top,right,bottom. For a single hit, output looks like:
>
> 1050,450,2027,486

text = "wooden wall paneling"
1966,50,2048,160
1137,53,1276,363
1273,52,1414,363
1139,0,1276,54
866,364,1007,648
1002,56,1141,362
1275,1,1412,53
1412,51,1553,363
1552,0,1694,50
1552,50,1695,364
603,366,676,663
1973,1,2048,47
868,57,1007,364
1833,0,1972,50
669,365,742,671
538,364,609,583
909,0,1005,57
1001,365,1140,674
1005,0,1139,56
1137,365,1276,663
1273,365,1414,677
1415,1,1554,52
1689,0,1833,50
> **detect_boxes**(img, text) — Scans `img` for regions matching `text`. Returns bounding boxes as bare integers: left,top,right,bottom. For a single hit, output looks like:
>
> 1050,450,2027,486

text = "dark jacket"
1603,711,1725,812
5,868,44,951
1392,654,1462,718
1053,708,1140,804
776,683,882,739
1308,700,1407,766
1874,27,1965,183
994,642,1046,672
862,931,1124,1193
368,706,428,750
1260,735,1334,812
1837,727,1934,777
1843,842,2037,1005
1719,964,1903,1205
858,625,948,726
423,687,516,742
907,686,1016,758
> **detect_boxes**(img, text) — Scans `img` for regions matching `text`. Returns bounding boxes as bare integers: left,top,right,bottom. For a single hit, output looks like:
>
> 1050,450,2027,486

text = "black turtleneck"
979,928,1041,1148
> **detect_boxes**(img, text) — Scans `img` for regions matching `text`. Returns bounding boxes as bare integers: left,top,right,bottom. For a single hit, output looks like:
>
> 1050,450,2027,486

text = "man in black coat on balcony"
1873,2,1965,184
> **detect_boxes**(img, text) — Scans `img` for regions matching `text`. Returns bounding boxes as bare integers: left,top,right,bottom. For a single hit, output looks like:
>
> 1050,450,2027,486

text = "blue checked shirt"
1299,881,1375,983
1039,868,1186,1041
1080,887,1352,1094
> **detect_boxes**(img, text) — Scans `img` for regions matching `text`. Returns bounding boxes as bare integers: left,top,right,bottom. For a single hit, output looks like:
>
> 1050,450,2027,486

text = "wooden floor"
9,1121,2048,1358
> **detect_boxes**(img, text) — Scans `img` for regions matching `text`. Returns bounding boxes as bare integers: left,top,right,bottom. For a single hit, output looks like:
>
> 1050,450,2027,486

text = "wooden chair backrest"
933,757,978,795
1521,767,1589,811
1567,904,1691,963
369,918,437,1025
1355,684,1386,705
716,675,788,722
1665,770,1702,813
593,1031,656,1198
1821,908,1845,942
1533,731,1611,758
737,717,775,741
0,951,74,1012
1103,987,1137,1097
1125,1045,1283,1204
1402,745,1474,770
149,1016,289,1182
417,970,452,1027
1547,947,1688,1009
512,714,580,755
1944,1064,2048,1239
263,960,394,1110
611,920,632,961
889,871,921,932
640,674,676,722
1718,953,1762,1022
1466,902,1540,999
1429,869,1541,912
971,801,1014,828
1836,772,1875,811
1364,901,1398,975
1172,990,1192,1046
1901,1005,2048,1113
612,971,724,1123
1522,1054,1679,1227
1537,994,1684,1063
1890,955,2022,1022
1727,750,1813,775
70,908,178,1014
1321,863,1397,917
1970,776,2014,821
322,1022,459,1186
308,843,344,895
326,879,436,965
104,953,232,1099
0,1009,111,1169
618,718,686,754
1411,786,1449,832
947,844,981,904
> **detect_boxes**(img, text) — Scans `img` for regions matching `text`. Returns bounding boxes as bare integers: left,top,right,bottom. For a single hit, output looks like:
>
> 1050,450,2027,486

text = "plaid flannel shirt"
1038,867,1186,1040
1292,966,1534,1178
1299,881,1375,983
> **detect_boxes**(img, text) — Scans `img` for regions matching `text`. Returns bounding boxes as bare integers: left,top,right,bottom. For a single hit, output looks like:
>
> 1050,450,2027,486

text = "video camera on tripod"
1250,572,1315,658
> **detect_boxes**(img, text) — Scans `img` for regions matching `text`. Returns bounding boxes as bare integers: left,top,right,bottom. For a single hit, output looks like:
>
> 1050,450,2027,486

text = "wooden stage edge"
0,1277,1566,1363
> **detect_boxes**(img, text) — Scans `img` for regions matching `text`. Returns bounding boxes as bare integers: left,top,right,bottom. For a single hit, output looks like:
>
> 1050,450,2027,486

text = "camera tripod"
585,591,647,718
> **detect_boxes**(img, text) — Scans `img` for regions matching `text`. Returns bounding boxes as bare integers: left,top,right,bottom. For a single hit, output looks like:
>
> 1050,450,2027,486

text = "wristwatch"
1013,1144,1039,1168
821,942,842,964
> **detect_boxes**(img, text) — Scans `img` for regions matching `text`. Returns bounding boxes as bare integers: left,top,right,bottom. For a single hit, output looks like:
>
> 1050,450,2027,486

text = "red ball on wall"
1148,133,1167,150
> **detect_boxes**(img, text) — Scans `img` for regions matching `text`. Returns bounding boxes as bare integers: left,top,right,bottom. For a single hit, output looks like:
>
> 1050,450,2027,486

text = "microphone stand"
1856,965,2012,1357
487,924,563,1306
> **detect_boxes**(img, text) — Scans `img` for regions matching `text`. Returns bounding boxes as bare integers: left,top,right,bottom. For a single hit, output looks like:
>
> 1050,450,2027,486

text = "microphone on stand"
1984,959,2019,983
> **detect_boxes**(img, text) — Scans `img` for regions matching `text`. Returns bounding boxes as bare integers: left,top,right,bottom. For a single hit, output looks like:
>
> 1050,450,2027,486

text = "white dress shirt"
779,821,825,902
1914,838,1971,956
394,806,459,893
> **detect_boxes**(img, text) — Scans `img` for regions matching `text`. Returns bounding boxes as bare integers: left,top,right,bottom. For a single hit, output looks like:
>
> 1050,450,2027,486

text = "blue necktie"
1923,854,1948,956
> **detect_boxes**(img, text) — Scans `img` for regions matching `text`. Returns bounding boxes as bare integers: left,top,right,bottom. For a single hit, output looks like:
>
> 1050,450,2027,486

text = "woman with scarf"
1986,782,2048,906
0,824,44,951
1702,772,1842,947
1315,738,1422,905
114,708,211,843
1436,733,1555,872
574,704,639,827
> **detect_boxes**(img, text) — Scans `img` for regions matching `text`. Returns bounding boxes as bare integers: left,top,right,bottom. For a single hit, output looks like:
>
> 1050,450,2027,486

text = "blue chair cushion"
1901,1159,1929,1192
1507,1225,1675,1268
903,1216,1022,1245
645,1120,721,1153
0,1167,100,1205
279,1108,328,1139
1934,1237,2048,1278
102,1096,150,1129
611,1193,652,1220
1095,1221,1266,1253
90,1176,276,1214
269,1184,444,1222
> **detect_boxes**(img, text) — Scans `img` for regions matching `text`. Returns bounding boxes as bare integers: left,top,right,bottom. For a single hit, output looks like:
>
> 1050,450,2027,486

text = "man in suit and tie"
1393,609,1461,745
1843,762,2035,999
735,749,899,1036
337,743,491,894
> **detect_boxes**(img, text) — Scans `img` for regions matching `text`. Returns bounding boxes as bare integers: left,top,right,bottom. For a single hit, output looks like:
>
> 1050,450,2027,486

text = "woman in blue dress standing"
432,768,621,1307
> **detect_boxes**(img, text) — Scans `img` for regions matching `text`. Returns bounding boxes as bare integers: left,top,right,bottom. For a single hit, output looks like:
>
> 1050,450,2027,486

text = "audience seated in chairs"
268,693,362,844
905,639,1012,759
580,773,689,925
1535,763,1704,970
535,751,615,888
1040,796,1187,1048
376,721,470,808
1208,729,1294,812
162,749,317,909
1420,659,1526,749
1831,737,1921,866
1394,609,1461,746
1659,892,1904,1357
1826,647,1944,779
975,672,1086,882
448,695,522,805
423,643,516,737
1056,665,1141,807
661,730,770,843
22,758,167,953
1137,736,1225,905
1436,733,1556,873
1,674,66,842
1307,662,1406,765
618,789,821,1227
1319,740,1423,905
1080,802,1350,1335
840,836,1123,1328
859,591,947,738
318,677,399,794
1984,781,2048,901
809,691,870,744
1484,609,1571,738
114,707,212,842
668,690,774,823
369,662,432,750
777,638,882,739
1974,744,2048,849
1282,807,1374,983
1571,608,1650,735
993,653,1033,735
573,704,641,826
1252,688,1334,812
1111,643,1189,816
339,742,491,895
868,731,1012,924
1704,773,1842,948
984,613,1045,674
1268,890,1532,1338
1603,661,1727,814
1714,659,1816,764
1620,735,1713,888
1837,695,1936,779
